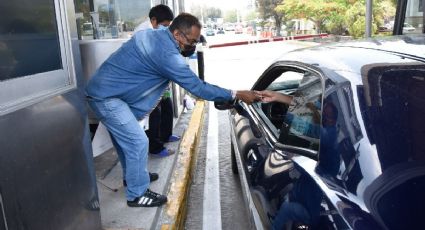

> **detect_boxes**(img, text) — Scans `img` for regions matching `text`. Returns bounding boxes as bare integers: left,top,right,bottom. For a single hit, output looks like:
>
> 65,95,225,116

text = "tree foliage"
344,0,392,38
275,0,396,38
276,0,342,33
190,4,222,23
205,7,222,19
256,0,285,36
224,10,238,23
244,10,258,22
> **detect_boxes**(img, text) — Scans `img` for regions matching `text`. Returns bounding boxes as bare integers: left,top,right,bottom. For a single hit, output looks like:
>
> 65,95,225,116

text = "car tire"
231,139,239,174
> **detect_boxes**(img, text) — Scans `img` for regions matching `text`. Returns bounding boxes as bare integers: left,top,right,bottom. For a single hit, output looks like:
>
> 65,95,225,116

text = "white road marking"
202,103,222,230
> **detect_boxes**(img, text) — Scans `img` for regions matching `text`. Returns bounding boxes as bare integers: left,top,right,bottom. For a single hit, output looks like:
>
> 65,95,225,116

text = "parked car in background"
217,28,225,34
235,25,243,34
216,35,425,230
403,23,416,33
378,25,391,32
225,24,235,31
206,29,215,36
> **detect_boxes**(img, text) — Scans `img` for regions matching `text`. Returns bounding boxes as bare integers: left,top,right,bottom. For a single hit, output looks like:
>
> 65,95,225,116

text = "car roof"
277,35,425,75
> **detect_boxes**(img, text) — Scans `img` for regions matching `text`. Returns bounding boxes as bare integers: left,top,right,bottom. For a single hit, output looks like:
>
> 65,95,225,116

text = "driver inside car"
255,90,323,229
255,90,322,146
255,90,343,229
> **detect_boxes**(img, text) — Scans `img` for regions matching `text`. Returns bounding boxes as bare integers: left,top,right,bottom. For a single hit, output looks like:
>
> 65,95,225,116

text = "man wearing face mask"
86,13,259,208
135,4,173,31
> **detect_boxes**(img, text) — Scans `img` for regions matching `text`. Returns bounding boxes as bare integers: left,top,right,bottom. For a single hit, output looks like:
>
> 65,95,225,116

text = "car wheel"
231,139,239,174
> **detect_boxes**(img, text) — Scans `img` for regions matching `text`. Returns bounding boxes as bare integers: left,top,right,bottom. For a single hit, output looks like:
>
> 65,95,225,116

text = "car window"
252,67,323,151
278,73,323,151
359,66,425,169
252,70,303,135
318,88,364,194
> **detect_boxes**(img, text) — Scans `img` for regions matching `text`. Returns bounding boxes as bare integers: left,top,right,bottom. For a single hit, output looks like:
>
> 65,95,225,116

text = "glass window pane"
279,73,322,150
0,0,62,81
253,70,303,136
253,68,323,151
75,0,152,40
404,0,424,34
360,66,425,169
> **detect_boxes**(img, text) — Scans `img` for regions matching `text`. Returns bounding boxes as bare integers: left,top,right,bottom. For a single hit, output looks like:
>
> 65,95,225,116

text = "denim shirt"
86,28,232,119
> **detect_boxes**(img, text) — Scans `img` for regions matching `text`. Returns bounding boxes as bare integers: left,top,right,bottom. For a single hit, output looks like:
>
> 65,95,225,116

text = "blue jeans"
272,202,311,230
88,98,149,201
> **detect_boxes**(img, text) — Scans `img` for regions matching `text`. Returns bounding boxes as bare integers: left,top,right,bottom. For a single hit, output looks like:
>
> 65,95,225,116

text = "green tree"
323,0,350,35
380,0,396,23
190,4,203,22
276,0,395,38
257,0,285,36
205,7,222,19
244,10,258,22
190,5,223,24
224,10,238,23
344,0,394,38
276,0,342,34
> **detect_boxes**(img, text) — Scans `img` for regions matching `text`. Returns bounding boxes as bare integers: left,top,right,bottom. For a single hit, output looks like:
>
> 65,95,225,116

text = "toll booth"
0,1,101,229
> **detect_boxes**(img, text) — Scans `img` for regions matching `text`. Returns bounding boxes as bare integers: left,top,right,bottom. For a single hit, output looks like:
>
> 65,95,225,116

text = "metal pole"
197,44,205,81
422,0,425,33
365,0,373,38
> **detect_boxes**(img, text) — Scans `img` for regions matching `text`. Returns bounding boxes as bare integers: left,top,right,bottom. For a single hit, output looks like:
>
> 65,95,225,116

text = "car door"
230,62,325,228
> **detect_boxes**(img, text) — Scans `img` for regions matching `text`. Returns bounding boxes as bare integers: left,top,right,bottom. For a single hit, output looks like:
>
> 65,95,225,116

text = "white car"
403,23,416,33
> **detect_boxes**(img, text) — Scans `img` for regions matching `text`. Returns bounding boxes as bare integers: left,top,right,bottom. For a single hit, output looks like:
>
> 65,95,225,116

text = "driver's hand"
254,90,278,103
236,90,261,104
254,90,293,105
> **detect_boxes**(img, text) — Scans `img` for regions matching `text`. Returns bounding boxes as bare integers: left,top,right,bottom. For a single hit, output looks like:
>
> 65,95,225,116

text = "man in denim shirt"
86,13,258,207
135,4,180,158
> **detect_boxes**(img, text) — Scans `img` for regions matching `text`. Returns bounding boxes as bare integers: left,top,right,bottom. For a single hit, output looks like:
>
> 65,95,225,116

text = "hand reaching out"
235,90,261,104
254,90,293,104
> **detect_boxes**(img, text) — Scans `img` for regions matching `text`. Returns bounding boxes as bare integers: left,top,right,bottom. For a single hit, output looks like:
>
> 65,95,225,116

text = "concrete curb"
160,100,206,230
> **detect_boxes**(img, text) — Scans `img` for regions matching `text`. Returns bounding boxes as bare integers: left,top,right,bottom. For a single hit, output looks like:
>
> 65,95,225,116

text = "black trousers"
146,97,174,153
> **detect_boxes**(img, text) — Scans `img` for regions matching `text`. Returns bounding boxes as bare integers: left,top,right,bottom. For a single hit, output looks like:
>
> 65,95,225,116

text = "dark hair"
149,4,174,23
169,13,202,34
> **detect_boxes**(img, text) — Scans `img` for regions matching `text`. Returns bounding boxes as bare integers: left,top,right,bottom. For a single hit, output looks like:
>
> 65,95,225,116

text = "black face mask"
180,44,196,57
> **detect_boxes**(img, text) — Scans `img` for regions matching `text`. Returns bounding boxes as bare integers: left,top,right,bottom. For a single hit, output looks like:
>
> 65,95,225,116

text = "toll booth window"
0,1,75,115
403,0,424,34
74,0,153,40
0,1,62,81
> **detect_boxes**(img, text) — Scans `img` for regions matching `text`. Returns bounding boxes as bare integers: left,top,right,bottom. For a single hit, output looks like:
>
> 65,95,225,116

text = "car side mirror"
214,100,236,110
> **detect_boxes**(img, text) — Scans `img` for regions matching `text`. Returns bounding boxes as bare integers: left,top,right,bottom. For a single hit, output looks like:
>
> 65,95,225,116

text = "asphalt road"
184,41,317,229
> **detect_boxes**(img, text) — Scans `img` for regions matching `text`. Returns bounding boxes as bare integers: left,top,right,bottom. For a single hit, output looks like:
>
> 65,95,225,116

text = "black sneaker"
127,189,167,207
149,172,159,182
123,172,159,187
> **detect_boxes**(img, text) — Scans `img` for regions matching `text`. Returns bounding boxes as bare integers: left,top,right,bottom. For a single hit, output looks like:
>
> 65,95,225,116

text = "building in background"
75,0,184,40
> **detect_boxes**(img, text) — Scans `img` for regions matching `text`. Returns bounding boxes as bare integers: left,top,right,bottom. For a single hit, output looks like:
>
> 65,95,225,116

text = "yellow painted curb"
161,100,206,230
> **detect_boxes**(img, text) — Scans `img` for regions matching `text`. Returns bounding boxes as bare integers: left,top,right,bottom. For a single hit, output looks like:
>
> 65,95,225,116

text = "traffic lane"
185,105,251,230
216,108,252,229
203,41,318,90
